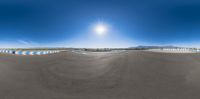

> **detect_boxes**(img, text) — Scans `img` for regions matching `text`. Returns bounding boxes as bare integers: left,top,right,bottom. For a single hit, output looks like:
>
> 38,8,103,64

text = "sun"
94,23,107,35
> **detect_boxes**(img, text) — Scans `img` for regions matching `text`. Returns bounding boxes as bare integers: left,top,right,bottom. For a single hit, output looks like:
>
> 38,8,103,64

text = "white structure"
149,48,200,53
0,49,62,55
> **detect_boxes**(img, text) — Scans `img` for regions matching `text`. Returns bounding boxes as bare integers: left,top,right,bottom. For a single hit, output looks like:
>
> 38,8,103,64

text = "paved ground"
0,50,200,99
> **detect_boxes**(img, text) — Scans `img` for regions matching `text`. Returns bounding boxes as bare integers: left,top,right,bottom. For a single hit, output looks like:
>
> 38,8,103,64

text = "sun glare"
94,23,107,35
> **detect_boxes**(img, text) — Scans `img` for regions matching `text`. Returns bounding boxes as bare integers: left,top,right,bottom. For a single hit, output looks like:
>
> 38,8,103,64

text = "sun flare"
94,23,107,35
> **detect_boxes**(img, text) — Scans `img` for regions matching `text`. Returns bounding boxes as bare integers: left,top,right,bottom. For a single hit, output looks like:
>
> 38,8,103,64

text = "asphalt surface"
0,50,200,99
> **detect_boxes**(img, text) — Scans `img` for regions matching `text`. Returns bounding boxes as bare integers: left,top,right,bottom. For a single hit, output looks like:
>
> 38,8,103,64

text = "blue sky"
0,0,200,48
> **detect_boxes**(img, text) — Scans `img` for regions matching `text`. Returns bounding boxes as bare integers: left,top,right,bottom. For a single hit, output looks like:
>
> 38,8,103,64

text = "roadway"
0,50,200,99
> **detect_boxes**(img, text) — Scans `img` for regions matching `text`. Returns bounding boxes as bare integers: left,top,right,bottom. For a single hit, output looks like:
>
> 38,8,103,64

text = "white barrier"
0,50,62,55
29,51,34,55
160,48,200,53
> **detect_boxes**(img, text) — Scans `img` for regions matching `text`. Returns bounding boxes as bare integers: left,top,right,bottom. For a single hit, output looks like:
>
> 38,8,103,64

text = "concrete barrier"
15,51,23,55
0,49,62,55
36,51,41,55
153,48,200,53
5,50,8,53
0,50,59,55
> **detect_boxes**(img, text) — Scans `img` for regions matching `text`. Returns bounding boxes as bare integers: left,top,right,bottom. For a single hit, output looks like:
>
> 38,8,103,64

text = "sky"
0,0,200,48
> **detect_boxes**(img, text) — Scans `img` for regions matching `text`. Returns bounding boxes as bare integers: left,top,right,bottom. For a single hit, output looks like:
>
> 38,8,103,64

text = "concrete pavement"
0,50,200,99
